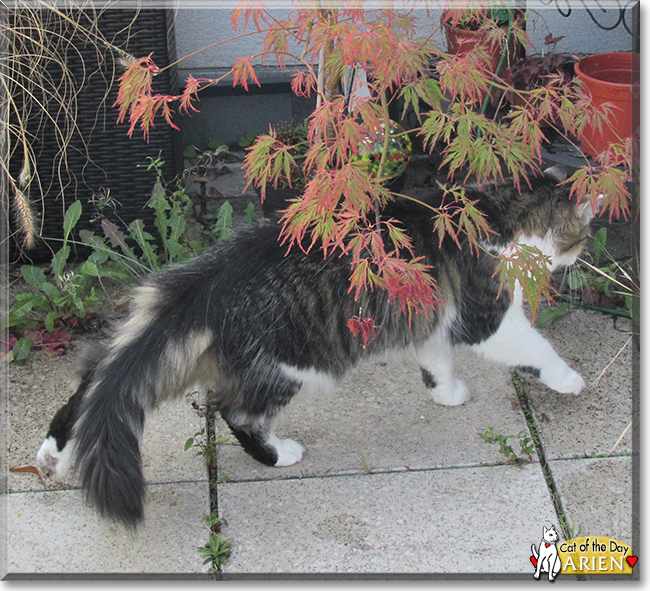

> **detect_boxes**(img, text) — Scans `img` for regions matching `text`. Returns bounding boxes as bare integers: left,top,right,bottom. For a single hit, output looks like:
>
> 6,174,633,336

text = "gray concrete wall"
171,3,635,148
172,5,633,74
526,3,635,55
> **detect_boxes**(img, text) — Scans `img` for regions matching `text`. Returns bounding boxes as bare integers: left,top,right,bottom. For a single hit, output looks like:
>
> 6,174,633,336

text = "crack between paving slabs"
510,369,587,582
205,406,220,517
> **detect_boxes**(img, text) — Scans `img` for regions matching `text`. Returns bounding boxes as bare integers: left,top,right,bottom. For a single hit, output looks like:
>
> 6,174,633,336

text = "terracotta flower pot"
444,24,502,73
574,52,640,159
443,21,519,102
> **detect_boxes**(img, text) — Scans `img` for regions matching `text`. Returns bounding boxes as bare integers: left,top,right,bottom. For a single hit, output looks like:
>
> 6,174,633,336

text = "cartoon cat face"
543,526,560,543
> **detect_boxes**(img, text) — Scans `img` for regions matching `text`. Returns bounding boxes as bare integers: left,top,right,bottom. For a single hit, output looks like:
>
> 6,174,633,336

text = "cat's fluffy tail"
72,284,213,527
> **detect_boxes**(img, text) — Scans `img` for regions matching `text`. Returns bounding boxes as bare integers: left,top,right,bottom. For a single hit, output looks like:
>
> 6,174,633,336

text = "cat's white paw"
268,434,304,467
541,365,586,395
36,436,74,480
430,379,470,406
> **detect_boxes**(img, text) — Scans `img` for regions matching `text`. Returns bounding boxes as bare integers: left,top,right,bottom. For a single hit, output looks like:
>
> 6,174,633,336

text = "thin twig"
589,335,633,389
607,421,632,457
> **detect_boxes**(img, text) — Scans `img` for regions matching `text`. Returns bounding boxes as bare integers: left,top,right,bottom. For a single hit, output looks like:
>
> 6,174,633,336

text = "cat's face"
547,190,595,268
517,185,595,271
543,526,559,543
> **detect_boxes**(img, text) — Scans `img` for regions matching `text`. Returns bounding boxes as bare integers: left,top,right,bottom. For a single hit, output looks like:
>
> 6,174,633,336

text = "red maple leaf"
347,315,378,350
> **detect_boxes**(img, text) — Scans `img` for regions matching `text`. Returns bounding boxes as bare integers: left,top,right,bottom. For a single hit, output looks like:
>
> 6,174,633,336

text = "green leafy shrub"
6,156,257,360
5,201,101,361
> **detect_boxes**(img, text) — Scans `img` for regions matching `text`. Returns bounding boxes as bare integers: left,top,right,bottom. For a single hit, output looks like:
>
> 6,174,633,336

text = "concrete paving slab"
7,344,208,492
218,463,559,575
6,482,209,575
518,310,633,459
216,346,535,483
548,456,634,546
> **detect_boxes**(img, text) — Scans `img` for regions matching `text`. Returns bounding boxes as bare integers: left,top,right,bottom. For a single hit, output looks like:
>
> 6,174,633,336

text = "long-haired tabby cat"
36,168,594,526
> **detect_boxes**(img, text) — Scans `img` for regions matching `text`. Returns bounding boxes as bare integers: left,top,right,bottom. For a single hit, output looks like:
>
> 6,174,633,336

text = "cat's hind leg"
473,302,585,394
221,410,304,467
415,329,469,406
36,343,103,479
217,364,306,467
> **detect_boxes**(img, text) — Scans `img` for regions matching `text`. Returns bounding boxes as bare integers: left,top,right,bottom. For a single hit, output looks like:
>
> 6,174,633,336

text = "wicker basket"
8,9,179,262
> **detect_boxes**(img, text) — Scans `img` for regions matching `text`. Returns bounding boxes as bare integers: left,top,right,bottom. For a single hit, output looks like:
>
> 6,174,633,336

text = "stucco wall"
526,3,635,55
171,3,636,146
172,4,634,79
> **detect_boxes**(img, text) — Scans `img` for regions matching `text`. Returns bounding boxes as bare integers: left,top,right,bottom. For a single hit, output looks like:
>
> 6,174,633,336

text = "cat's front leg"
549,553,562,581
416,330,470,406
473,303,585,395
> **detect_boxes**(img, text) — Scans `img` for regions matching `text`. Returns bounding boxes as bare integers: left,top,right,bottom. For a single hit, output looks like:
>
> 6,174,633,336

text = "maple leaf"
382,258,440,320
179,75,211,114
114,54,159,124
24,327,71,356
232,57,261,91
494,243,554,324
1,334,18,353
347,315,378,350
127,94,180,140
436,50,492,106
291,70,316,97
231,2,269,32
567,161,631,222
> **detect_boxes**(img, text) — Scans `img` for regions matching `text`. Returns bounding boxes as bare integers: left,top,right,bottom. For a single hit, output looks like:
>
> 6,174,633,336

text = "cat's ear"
544,164,568,184
577,192,604,221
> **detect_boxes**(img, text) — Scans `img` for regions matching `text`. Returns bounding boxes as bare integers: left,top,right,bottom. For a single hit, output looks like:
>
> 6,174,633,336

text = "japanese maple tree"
113,0,634,332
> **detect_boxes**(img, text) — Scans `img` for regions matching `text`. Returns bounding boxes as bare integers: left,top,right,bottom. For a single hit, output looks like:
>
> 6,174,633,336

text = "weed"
184,391,229,467
554,496,582,540
184,427,229,468
478,426,535,463
5,201,102,360
198,514,231,574
83,152,240,279
358,451,373,474
184,137,227,160
238,130,257,148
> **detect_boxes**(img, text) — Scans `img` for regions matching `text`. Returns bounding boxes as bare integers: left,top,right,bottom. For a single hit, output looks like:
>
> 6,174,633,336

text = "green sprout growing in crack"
198,514,231,574
478,426,535,464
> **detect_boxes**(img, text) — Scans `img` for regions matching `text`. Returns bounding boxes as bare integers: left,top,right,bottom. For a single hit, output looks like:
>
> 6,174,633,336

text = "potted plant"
114,1,633,315
504,33,571,125
574,51,639,159
441,5,524,80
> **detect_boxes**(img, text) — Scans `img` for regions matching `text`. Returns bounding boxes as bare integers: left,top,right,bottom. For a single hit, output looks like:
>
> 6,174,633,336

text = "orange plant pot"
443,23,518,103
574,52,640,159
444,24,502,73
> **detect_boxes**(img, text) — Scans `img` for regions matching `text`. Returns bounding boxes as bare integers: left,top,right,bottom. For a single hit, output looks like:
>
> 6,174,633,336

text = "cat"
531,525,562,580
36,168,594,526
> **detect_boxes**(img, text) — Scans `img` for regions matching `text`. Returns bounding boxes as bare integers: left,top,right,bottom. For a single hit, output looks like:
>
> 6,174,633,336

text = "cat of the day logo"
530,526,637,579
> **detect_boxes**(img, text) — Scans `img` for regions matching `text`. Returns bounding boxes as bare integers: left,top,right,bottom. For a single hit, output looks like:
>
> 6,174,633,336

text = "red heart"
530,556,538,568
627,556,638,568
